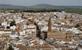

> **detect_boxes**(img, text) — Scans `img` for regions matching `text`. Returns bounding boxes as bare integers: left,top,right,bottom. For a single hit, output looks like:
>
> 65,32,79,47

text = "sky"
0,0,81,6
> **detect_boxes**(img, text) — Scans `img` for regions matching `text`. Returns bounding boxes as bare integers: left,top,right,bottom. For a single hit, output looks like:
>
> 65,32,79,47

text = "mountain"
29,4,82,9
29,4,56,8
0,4,27,9
0,4,82,9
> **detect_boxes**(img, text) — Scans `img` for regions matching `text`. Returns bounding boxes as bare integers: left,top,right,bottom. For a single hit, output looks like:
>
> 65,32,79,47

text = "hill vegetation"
0,4,82,14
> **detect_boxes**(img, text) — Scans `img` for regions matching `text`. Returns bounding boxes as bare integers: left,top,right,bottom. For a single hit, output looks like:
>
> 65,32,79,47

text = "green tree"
7,45,14,50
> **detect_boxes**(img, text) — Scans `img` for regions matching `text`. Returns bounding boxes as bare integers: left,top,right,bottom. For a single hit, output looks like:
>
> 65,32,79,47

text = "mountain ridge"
0,4,82,9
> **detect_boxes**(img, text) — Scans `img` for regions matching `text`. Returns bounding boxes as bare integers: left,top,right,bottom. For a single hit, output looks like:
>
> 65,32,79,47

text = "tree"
7,45,14,50
34,22,41,39
10,20,16,26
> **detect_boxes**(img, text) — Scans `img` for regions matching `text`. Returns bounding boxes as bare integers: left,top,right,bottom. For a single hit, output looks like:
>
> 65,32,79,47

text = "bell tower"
48,17,52,37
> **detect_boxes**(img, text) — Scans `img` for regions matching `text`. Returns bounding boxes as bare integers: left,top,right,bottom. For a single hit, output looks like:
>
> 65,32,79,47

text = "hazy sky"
0,0,81,6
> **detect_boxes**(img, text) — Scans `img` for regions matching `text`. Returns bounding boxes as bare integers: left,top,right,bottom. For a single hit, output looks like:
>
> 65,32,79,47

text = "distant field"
0,8,82,15
64,8,82,14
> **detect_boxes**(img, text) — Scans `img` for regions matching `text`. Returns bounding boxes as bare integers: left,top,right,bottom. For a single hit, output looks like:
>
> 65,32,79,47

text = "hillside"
0,4,82,9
